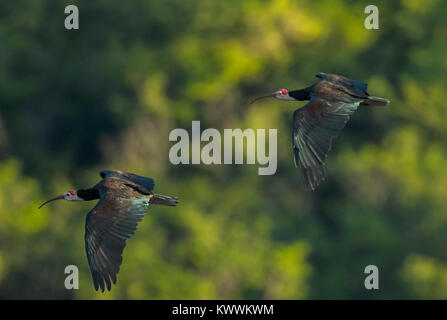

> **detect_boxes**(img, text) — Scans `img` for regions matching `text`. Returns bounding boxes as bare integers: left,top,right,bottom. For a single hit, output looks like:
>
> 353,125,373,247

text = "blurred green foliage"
0,0,446,299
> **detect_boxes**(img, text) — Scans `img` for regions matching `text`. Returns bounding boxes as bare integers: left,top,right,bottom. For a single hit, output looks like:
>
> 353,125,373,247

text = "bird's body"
39,170,178,292
251,73,389,190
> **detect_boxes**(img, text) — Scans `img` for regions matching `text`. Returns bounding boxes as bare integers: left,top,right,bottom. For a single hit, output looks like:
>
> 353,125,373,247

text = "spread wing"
292,98,360,190
85,179,150,292
100,170,154,194
316,73,368,98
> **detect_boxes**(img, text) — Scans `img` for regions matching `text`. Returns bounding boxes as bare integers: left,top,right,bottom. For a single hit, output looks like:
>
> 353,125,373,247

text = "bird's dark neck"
289,88,311,101
77,188,100,201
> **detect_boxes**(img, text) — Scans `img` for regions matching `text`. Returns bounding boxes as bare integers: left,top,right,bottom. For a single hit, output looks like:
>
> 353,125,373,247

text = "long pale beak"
249,92,276,105
38,195,65,209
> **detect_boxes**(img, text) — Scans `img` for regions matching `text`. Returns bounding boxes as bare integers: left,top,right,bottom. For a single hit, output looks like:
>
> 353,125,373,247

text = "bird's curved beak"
249,92,277,105
38,195,65,209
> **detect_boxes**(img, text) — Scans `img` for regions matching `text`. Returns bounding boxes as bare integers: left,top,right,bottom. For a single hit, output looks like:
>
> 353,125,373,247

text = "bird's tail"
361,96,390,106
150,194,179,206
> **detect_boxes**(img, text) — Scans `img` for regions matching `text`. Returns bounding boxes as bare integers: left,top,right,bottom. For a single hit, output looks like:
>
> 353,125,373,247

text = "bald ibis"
251,72,390,190
39,170,179,292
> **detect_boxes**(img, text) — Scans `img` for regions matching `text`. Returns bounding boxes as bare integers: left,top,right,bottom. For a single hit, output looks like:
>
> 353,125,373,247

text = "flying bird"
251,72,389,190
39,170,179,292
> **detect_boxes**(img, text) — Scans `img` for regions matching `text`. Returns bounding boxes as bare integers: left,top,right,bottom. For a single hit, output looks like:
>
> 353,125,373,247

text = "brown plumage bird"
251,73,389,190
39,170,179,292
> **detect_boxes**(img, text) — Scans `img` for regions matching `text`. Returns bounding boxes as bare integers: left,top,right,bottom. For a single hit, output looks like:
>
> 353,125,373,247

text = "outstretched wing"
315,73,368,98
85,179,150,292
100,170,154,194
292,98,360,190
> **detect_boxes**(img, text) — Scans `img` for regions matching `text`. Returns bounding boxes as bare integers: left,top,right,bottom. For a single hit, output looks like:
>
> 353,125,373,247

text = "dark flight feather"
85,191,149,292
316,72,368,98
100,170,155,194
292,96,359,190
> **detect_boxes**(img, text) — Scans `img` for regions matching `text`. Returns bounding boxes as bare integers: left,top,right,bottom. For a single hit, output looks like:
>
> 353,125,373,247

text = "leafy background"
0,0,446,299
